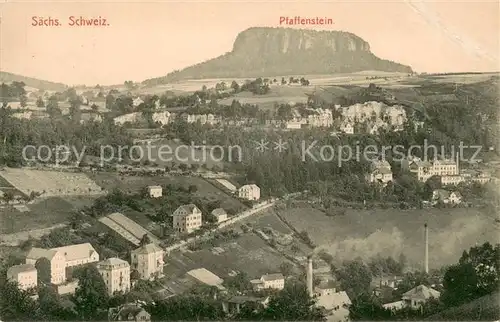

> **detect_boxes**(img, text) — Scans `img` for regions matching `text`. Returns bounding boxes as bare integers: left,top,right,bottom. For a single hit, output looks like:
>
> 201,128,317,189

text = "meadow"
278,205,499,270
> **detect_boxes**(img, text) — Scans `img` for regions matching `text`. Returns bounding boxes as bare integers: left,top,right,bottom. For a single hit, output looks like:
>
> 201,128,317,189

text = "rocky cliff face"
143,27,412,84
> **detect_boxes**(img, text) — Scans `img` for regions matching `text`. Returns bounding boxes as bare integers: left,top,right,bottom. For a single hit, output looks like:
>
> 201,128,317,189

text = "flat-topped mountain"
143,27,412,85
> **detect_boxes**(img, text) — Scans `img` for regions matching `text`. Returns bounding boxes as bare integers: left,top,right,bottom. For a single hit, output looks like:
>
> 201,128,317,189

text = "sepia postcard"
0,0,499,321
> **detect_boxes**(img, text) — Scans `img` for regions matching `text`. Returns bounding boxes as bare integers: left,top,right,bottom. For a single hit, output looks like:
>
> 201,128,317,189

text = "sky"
1,0,499,86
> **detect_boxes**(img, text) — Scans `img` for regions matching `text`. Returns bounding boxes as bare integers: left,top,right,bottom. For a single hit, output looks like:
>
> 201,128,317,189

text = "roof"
52,243,97,262
173,204,200,215
373,167,393,175
240,184,259,190
228,296,267,304
316,280,337,290
148,185,162,190
186,268,225,290
261,273,284,282
402,284,440,301
211,208,227,217
7,264,36,275
26,247,58,261
316,291,351,311
109,303,149,321
97,257,129,268
132,243,163,255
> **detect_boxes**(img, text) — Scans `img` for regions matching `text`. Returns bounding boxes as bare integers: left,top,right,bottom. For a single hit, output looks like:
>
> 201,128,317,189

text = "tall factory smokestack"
424,223,429,274
307,255,313,297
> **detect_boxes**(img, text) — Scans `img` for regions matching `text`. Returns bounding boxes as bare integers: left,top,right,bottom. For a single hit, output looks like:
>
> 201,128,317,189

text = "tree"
279,262,293,277
72,265,109,320
260,280,326,321
188,184,198,193
336,259,372,298
223,272,252,293
139,234,151,246
230,81,240,93
0,281,39,320
36,96,45,107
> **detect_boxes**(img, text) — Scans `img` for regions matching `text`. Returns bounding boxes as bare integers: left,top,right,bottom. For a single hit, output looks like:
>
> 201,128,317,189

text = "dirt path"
0,223,67,246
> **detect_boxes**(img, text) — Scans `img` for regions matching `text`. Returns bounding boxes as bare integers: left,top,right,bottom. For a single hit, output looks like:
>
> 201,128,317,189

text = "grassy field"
278,205,499,270
0,196,96,234
166,232,295,279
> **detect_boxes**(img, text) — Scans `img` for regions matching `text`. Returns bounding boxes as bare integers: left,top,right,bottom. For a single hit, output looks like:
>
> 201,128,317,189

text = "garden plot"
0,168,104,197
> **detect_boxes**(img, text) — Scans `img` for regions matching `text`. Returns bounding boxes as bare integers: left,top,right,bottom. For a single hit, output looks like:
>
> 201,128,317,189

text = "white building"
402,284,440,309
151,111,171,125
250,273,285,291
238,184,261,201
403,155,460,182
132,97,144,107
113,112,141,125
52,243,99,268
211,208,228,223
366,160,393,184
172,204,203,233
131,243,164,281
26,248,66,285
340,121,354,134
7,264,37,291
26,243,99,285
147,185,162,198
97,258,130,296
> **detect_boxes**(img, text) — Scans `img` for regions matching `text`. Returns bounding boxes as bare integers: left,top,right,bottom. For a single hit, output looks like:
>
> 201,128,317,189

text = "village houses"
250,273,285,291
402,155,460,183
130,243,164,281
172,204,203,233
238,184,261,201
97,257,131,296
432,189,462,205
7,264,37,291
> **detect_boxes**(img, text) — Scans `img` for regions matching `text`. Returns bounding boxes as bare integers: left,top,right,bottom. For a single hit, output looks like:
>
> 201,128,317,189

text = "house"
432,189,462,205
151,111,171,125
79,112,103,124
172,204,203,233
130,243,164,281
238,184,260,201
371,275,402,289
314,280,337,296
441,175,465,186
108,303,151,322
250,273,285,291
315,290,351,322
26,248,66,285
366,160,393,184
221,296,269,315
97,258,131,296
211,208,228,223
147,185,162,198
7,264,37,291
132,97,144,107
449,191,462,204
340,121,354,134
113,112,141,125
402,284,440,309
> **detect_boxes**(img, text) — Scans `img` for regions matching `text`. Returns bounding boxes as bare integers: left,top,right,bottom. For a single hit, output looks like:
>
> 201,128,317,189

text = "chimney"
307,255,314,297
456,151,460,174
424,223,429,274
